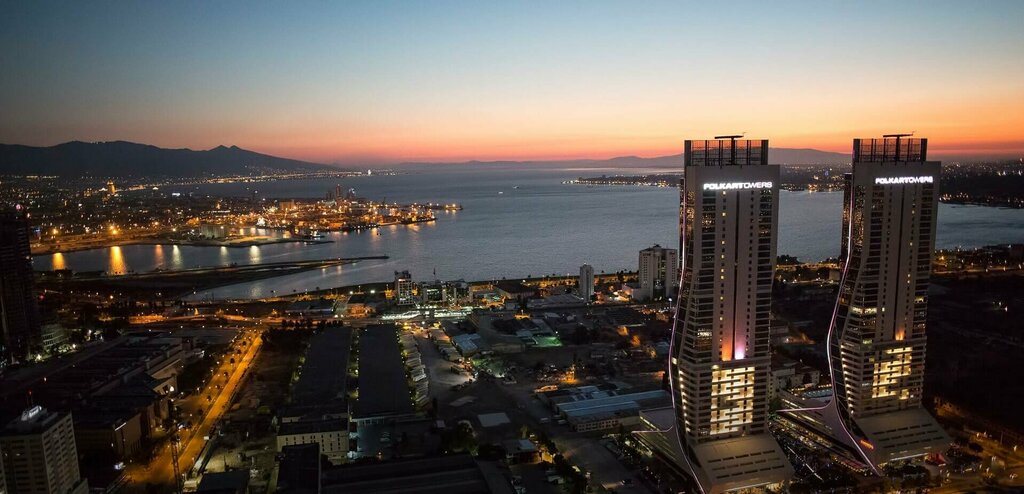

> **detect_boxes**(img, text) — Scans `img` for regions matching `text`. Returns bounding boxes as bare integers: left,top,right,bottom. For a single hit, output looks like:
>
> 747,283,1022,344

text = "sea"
32,163,1024,300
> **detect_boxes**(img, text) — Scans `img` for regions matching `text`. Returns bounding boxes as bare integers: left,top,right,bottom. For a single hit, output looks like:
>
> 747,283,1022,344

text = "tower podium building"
817,136,949,470
671,137,792,493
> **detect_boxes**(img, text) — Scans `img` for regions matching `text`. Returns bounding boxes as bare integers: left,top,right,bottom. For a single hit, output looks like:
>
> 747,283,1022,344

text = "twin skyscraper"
668,135,949,493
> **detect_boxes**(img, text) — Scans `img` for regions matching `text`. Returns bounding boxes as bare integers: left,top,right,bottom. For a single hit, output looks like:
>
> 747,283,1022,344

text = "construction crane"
170,429,183,494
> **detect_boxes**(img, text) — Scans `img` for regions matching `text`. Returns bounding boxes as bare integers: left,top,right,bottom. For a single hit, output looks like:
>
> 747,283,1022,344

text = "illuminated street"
125,329,262,490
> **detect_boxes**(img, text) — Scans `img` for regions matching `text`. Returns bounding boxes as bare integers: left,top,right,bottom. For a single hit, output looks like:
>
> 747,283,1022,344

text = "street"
126,328,262,491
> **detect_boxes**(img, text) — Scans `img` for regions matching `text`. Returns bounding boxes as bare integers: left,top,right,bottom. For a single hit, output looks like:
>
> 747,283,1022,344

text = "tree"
570,326,592,345
440,422,477,455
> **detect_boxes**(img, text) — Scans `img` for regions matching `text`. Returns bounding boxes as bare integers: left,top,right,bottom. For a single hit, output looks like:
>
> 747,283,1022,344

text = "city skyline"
2,2,1024,492
3,1,1024,163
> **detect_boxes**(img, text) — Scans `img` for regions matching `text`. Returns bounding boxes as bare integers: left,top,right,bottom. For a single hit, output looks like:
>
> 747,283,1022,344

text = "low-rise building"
277,327,353,464
495,280,534,301
353,324,414,425
283,299,337,318
769,355,821,401
277,420,349,465
540,385,670,433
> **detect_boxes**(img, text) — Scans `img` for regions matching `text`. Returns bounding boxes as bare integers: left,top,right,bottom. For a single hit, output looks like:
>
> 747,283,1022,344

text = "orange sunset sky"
2,1,1023,163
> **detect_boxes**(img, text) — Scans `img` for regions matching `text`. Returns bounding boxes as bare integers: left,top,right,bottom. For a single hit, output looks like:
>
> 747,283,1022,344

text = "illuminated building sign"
874,176,933,185
702,181,773,191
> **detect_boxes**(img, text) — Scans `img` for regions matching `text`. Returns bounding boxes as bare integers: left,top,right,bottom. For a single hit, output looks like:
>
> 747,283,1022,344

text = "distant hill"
0,141,334,177
397,147,851,169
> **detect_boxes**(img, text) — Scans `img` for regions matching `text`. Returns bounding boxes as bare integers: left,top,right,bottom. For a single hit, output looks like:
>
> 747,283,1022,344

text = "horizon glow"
1,1,1023,164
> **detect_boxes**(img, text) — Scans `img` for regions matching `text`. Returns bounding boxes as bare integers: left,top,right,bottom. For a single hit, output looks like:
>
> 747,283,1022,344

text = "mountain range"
408,147,851,169
0,141,852,177
0,141,334,177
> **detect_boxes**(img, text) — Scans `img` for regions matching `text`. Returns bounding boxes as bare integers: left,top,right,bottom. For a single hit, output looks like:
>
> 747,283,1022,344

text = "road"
127,329,262,490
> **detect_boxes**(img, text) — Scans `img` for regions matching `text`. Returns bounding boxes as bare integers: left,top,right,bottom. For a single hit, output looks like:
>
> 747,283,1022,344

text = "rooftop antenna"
883,132,916,161
714,133,746,166
713,132,745,140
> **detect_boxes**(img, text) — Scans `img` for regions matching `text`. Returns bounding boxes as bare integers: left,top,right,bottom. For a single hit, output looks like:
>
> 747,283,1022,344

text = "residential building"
0,206,41,367
817,136,949,470
393,270,414,305
579,264,594,300
638,245,678,301
671,137,792,493
0,407,88,494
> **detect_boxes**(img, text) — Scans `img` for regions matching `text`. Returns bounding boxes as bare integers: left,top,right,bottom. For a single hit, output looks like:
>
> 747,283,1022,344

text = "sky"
2,1,1023,164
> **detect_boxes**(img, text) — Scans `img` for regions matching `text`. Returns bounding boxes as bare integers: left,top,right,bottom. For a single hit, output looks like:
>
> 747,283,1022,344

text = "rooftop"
290,327,353,416
279,418,346,436
321,454,512,494
196,470,250,494
354,324,413,419
1,406,66,435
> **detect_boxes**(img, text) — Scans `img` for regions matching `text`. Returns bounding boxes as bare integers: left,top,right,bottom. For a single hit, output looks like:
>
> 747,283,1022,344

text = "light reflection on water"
51,252,66,270
29,166,1024,300
171,245,183,270
108,246,127,275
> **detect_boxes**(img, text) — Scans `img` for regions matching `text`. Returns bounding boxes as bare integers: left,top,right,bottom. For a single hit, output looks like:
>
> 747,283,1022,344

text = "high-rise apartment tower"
671,137,792,493
821,135,950,470
579,264,594,300
638,245,678,301
1,205,41,367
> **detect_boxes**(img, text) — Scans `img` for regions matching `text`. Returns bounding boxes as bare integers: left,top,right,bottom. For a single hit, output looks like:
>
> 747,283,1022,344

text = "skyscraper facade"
638,245,678,301
1,205,41,367
824,136,949,469
0,406,88,494
671,138,791,493
579,264,594,300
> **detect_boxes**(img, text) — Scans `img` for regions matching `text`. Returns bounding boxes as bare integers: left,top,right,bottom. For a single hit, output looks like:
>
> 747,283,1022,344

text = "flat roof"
855,408,951,463
291,327,353,415
1,406,67,435
322,454,511,494
197,470,250,493
279,418,346,436
691,434,793,493
354,324,413,419
556,390,669,414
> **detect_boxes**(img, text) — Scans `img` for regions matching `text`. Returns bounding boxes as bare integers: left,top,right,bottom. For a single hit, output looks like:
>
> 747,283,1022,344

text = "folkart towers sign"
874,176,934,185
702,181,774,191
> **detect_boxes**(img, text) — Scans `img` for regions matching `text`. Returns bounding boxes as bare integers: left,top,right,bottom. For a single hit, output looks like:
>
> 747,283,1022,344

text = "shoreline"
31,218,440,257
31,236,333,256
